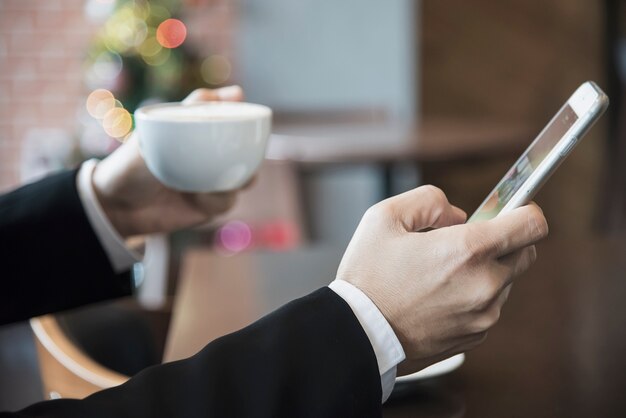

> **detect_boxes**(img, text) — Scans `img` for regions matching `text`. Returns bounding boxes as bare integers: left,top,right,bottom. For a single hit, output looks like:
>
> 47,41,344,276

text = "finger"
496,282,513,308
185,191,238,215
470,203,548,258
497,244,537,283
482,245,534,305
379,185,466,232
481,282,514,329
182,85,244,104
443,205,467,227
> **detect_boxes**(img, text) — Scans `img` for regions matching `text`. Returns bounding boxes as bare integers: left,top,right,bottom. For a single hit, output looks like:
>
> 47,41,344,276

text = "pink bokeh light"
217,221,253,253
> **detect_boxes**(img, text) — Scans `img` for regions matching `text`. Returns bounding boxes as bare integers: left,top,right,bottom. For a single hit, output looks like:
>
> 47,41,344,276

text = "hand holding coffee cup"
93,86,259,238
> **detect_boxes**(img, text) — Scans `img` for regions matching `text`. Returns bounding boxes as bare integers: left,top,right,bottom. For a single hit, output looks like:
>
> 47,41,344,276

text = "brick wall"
0,0,235,192
0,0,92,191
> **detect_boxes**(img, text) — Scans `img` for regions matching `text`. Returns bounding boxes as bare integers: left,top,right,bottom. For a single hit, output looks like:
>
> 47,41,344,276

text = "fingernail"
216,85,242,100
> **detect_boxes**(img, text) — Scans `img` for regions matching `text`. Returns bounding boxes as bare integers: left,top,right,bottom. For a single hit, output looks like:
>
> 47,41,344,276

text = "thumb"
182,85,244,104
382,185,466,232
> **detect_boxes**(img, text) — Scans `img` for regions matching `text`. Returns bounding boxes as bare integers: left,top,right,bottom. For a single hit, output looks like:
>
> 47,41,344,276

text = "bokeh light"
156,18,187,49
85,89,133,141
147,4,171,23
103,7,133,52
118,17,148,48
143,46,171,66
131,1,151,21
90,51,123,83
84,0,115,22
86,89,116,119
217,221,253,254
138,36,162,58
102,107,133,139
201,55,232,85
259,221,299,251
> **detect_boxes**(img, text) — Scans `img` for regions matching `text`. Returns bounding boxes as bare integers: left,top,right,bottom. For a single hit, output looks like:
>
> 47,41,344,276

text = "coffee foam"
140,102,269,121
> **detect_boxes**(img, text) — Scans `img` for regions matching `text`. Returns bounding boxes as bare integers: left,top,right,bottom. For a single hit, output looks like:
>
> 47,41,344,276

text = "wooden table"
267,118,535,164
165,237,626,417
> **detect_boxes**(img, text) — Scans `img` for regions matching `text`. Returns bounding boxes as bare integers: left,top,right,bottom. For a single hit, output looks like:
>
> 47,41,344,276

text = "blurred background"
2,0,624,235
1,0,625,415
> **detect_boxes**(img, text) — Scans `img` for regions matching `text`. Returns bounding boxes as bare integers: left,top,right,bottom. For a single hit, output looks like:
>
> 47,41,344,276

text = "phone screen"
469,104,579,222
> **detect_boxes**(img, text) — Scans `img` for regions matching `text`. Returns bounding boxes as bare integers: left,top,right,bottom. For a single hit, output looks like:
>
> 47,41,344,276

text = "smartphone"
468,81,609,222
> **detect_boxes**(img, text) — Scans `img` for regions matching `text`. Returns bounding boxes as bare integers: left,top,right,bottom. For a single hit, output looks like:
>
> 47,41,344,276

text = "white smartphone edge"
472,81,609,220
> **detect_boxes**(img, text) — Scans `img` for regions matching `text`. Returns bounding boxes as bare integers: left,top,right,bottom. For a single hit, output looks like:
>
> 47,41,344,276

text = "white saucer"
395,353,465,383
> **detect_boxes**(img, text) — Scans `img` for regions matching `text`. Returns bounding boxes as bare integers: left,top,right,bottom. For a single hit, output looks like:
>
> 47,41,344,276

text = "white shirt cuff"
76,159,141,273
328,279,405,403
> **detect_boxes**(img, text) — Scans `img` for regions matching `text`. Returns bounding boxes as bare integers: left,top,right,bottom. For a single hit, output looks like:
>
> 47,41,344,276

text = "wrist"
91,161,133,238
341,278,409,352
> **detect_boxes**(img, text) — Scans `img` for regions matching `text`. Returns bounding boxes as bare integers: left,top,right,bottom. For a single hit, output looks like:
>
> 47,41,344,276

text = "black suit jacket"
0,170,382,417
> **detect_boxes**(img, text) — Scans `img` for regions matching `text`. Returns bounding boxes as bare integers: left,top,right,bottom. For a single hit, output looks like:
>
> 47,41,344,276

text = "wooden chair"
30,315,128,400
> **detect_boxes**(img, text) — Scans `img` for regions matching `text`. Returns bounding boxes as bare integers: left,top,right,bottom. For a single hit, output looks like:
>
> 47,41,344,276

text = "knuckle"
486,307,502,327
470,275,501,311
527,206,549,239
485,276,502,299
421,185,446,205
469,318,489,334
364,201,395,224
363,203,381,219
429,204,446,225
510,250,530,278
465,246,484,267
468,292,489,313
487,235,506,257
366,200,388,217
519,245,537,272
471,309,501,333
362,208,376,226
459,227,488,264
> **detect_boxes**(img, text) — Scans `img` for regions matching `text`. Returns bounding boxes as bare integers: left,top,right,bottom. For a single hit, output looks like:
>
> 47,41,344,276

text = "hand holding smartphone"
397,82,609,384
469,81,609,222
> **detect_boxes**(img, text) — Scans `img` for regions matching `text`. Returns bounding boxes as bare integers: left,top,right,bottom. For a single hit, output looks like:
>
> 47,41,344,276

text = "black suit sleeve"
6,287,382,418
0,170,133,325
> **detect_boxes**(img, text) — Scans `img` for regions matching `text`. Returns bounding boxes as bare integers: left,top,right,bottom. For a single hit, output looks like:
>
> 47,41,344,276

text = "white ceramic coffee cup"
135,101,272,192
